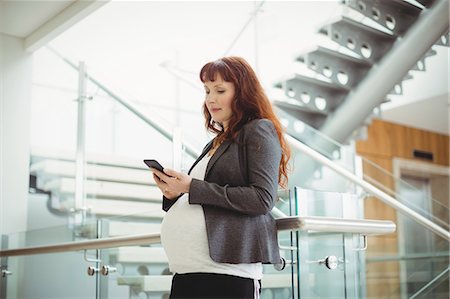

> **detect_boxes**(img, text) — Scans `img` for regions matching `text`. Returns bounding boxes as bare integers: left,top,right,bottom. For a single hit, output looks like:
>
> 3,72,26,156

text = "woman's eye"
217,90,225,93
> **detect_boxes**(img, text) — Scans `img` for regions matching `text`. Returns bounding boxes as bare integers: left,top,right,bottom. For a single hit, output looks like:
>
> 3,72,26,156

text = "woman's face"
204,74,235,131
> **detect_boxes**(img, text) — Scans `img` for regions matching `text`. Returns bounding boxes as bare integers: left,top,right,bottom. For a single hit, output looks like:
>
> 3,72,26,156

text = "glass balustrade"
2,251,98,299
0,221,100,299
277,107,449,230
1,198,298,299
278,109,449,299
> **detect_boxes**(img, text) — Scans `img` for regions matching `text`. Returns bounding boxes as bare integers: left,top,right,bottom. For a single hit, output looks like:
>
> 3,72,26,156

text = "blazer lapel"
205,139,232,178
187,140,213,175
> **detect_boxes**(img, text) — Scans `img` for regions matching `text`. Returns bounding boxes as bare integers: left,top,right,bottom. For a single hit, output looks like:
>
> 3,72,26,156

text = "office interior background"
0,0,449,298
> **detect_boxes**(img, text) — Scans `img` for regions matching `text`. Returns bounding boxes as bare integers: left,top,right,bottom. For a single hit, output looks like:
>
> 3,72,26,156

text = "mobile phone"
143,159,164,172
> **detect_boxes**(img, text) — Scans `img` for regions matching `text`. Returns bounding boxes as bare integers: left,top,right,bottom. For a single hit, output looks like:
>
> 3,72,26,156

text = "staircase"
273,0,449,145
30,148,164,220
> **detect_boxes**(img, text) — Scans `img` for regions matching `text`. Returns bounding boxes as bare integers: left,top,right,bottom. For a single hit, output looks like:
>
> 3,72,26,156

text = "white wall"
0,33,32,235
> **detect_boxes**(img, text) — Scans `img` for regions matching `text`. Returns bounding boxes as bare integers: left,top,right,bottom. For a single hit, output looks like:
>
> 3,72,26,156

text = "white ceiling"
382,93,449,135
381,44,449,135
0,0,107,51
0,1,75,38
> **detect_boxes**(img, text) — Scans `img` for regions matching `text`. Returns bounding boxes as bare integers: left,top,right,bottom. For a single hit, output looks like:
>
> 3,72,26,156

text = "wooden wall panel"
357,119,449,166
356,120,393,157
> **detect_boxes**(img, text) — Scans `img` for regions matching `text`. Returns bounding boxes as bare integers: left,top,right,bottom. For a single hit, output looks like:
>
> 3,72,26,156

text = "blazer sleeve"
188,119,281,216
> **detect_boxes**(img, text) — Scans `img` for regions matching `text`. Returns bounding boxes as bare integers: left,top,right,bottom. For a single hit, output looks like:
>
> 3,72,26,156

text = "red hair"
199,57,290,188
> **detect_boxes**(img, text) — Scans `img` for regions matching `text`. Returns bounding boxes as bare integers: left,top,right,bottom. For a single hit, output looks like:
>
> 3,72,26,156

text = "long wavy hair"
199,56,290,188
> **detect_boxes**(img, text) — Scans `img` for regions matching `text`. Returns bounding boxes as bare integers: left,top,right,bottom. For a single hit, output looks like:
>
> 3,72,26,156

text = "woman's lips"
210,108,221,113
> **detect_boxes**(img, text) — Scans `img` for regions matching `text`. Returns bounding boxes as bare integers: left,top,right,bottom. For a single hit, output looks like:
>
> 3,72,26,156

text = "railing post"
74,61,88,226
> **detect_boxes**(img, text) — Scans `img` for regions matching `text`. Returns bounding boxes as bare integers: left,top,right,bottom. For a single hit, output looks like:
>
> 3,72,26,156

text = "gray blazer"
162,119,281,264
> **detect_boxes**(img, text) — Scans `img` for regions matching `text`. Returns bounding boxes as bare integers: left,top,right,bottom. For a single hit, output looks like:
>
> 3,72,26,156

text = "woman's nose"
206,94,215,103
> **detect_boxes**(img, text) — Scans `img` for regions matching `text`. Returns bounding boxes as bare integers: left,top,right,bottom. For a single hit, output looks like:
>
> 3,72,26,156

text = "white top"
160,154,263,279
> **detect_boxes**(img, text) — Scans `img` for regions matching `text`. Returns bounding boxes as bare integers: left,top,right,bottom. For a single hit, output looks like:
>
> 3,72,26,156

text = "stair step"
297,45,372,89
345,0,422,36
85,199,163,219
43,178,162,202
320,16,396,63
118,275,171,292
414,0,436,7
412,48,437,72
117,274,293,292
108,221,162,236
31,147,164,169
110,247,167,264
435,30,449,47
273,73,349,130
31,159,154,185
274,100,327,130
274,99,328,116
275,73,349,115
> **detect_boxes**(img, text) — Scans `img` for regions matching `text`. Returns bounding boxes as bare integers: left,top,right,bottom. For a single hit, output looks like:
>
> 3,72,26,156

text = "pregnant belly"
160,195,210,262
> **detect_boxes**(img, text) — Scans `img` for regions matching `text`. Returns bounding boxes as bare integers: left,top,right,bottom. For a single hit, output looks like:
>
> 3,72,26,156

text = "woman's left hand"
150,168,192,194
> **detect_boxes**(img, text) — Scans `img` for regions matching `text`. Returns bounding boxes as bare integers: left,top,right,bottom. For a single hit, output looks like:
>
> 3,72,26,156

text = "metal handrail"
0,216,395,258
286,135,450,241
46,46,200,159
276,216,395,236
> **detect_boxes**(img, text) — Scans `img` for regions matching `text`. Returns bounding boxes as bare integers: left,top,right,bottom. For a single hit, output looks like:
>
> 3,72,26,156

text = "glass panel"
1,229,99,299
296,230,360,299
365,247,449,298
294,188,361,299
1,221,98,251
362,160,449,230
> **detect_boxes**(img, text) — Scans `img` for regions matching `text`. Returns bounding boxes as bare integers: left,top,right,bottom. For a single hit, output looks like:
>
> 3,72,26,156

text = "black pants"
169,272,261,299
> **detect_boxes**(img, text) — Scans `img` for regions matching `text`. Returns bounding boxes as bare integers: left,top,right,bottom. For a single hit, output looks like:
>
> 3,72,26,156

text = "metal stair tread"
109,246,167,263
117,275,171,292
107,221,162,236
43,177,162,202
322,15,396,39
31,159,154,185
84,198,164,218
274,100,328,116
276,73,351,92
117,274,293,292
297,45,372,66
31,147,169,170
345,0,422,36
415,0,435,7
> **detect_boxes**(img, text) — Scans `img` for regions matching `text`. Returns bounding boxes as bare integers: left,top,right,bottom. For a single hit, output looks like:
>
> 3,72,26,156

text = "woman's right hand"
152,173,181,200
